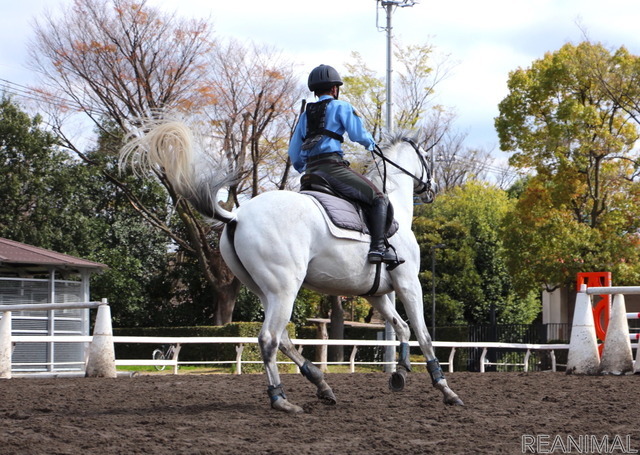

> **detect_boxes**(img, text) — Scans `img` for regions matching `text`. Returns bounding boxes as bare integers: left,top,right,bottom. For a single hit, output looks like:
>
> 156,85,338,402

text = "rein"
371,138,433,196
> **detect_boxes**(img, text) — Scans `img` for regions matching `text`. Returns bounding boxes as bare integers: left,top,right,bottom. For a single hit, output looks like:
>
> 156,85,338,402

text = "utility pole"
376,0,417,372
377,0,417,134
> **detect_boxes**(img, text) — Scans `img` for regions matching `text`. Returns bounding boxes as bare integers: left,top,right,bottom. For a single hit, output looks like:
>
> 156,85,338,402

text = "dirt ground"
1,371,638,455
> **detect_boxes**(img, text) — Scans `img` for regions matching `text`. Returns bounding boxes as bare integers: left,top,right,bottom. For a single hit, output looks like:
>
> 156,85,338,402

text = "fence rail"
118,337,577,374
8,334,639,375
9,335,574,375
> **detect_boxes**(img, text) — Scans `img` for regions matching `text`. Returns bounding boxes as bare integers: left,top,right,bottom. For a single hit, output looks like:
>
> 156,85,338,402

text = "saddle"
300,173,398,238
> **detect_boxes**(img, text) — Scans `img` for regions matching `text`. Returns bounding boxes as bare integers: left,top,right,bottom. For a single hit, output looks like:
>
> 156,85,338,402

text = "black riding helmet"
308,64,344,92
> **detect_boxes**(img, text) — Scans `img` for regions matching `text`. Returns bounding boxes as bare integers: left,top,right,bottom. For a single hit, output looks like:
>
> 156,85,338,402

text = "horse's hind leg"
258,295,305,414
279,330,337,405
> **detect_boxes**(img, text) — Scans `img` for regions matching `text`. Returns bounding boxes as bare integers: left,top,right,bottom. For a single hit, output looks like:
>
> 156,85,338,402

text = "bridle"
371,138,435,202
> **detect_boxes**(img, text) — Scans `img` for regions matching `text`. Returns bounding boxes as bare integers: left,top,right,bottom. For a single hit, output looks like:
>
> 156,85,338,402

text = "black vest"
301,99,344,151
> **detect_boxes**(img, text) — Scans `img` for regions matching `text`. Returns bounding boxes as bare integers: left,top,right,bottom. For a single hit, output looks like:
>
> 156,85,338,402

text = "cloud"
5,0,640,157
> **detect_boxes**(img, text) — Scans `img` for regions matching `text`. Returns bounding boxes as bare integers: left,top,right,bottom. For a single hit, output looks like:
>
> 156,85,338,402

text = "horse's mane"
378,130,420,159
364,130,420,185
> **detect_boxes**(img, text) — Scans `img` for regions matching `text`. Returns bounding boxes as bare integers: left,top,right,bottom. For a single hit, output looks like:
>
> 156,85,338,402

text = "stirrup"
368,248,404,267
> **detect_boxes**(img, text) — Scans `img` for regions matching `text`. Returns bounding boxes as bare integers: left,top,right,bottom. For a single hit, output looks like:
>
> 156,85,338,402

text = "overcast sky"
2,0,640,162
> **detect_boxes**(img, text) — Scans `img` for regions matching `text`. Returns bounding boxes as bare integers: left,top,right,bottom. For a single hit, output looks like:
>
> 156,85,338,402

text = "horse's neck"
388,176,415,227
370,170,415,227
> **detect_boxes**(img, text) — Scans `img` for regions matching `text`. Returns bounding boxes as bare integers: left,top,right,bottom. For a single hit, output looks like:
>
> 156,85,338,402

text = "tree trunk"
328,295,344,362
213,278,242,325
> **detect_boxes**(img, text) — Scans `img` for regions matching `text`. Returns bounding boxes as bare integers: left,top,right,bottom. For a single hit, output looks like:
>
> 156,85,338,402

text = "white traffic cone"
85,303,117,378
0,311,12,379
600,294,633,375
566,285,600,375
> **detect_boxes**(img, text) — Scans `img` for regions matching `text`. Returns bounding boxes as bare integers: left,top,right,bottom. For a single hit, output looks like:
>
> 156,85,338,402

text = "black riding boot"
367,198,403,265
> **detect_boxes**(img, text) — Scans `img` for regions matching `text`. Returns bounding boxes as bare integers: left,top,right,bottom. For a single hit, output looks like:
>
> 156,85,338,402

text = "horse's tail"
119,119,235,223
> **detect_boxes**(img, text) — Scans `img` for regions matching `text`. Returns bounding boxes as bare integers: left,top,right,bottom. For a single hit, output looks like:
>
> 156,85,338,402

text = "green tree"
0,96,68,248
496,42,640,291
0,97,171,326
415,181,540,326
342,52,386,140
0,96,114,255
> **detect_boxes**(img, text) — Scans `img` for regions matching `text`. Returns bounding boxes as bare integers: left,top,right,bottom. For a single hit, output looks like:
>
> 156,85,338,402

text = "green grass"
116,363,400,375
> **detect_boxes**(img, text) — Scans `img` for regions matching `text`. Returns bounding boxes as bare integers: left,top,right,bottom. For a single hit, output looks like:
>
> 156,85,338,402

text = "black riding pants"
305,153,385,207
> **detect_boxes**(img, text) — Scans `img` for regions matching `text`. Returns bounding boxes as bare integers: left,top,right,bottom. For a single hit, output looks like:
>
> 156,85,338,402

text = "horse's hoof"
389,370,407,392
317,387,337,405
444,396,464,406
271,398,304,414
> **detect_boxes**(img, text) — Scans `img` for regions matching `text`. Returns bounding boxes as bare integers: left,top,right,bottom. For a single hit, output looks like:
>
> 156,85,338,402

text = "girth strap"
361,263,382,296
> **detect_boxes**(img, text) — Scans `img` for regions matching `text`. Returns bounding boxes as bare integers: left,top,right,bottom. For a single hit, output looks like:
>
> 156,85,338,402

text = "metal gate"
0,277,89,372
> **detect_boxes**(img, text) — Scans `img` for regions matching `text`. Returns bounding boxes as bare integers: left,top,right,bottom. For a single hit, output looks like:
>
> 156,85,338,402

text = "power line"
0,78,107,116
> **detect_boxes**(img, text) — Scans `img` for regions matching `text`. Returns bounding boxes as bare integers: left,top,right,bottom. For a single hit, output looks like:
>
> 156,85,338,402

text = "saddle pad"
302,191,370,242
302,191,399,241
302,191,367,231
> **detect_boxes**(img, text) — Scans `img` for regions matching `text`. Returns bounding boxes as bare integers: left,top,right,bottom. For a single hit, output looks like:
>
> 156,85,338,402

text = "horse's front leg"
366,293,412,391
396,281,464,406
279,330,336,405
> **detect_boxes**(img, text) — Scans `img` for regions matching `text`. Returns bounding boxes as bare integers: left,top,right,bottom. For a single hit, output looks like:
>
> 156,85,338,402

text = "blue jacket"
288,95,376,173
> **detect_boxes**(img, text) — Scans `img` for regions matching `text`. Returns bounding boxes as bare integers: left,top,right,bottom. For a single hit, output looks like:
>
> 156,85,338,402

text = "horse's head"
403,138,436,204
375,135,436,204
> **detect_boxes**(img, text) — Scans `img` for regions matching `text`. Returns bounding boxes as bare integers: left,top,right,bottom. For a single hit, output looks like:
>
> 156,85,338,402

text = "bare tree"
394,43,451,131
419,109,495,192
27,0,299,324
205,40,303,203
29,0,214,130
342,43,452,142
343,52,386,140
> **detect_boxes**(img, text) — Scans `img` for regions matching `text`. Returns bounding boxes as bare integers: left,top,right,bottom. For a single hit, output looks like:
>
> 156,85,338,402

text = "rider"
288,64,400,265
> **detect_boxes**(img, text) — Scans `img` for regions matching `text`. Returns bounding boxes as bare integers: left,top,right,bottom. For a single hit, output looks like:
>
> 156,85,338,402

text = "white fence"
4,334,577,376
111,337,574,374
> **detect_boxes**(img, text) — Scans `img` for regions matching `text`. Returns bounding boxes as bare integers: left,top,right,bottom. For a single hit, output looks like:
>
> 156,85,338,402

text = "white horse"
120,120,463,413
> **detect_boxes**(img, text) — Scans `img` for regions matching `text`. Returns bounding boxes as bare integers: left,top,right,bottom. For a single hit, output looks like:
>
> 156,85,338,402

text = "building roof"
0,237,107,275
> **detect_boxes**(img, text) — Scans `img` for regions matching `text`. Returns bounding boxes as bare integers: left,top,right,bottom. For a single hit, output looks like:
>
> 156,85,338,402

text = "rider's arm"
334,101,376,151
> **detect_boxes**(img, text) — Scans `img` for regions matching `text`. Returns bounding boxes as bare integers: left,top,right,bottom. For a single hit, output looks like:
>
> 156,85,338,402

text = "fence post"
479,347,487,373
235,344,244,375
0,311,12,379
172,344,182,375
448,347,456,373
523,349,531,372
349,346,357,373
